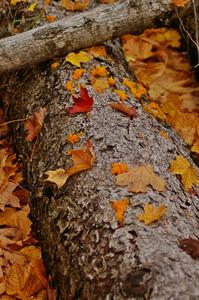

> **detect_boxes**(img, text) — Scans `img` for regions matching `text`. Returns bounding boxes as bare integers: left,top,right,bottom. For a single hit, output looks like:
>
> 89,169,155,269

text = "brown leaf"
116,164,165,193
180,238,199,258
0,182,20,211
109,102,137,118
24,107,47,142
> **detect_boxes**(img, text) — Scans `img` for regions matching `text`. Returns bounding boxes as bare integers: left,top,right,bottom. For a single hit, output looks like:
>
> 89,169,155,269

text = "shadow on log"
6,36,199,299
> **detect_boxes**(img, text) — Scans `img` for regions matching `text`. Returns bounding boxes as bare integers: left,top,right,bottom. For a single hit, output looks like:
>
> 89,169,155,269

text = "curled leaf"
109,102,137,118
24,107,47,142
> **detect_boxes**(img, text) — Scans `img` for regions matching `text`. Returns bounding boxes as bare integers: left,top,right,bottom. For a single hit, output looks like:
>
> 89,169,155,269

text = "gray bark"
6,37,199,300
0,0,174,74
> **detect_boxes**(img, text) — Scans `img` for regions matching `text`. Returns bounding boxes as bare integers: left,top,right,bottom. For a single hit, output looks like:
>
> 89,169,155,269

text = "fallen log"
7,36,199,300
0,0,176,74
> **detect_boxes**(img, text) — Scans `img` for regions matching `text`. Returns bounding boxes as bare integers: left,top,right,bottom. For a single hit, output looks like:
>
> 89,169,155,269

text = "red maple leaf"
68,87,93,114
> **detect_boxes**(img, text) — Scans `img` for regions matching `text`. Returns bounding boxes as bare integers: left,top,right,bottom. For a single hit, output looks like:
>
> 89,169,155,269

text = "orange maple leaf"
111,198,129,224
172,0,190,7
24,107,47,142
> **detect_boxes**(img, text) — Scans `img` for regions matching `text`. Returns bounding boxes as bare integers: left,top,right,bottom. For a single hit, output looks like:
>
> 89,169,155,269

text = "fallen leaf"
91,65,109,77
45,169,69,189
66,142,95,176
111,198,129,224
67,87,93,114
72,69,85,80
109,102,137,118
65,51,91,67
138,203,167,225
0,108,9,138
92,77,109,93
169,155,190,175
28,2,37,12
172,0,190,7
116,164,165,193
10,0,26,5
61,0,89,11
24,107,47,142
0,182,20,211
86,46,107,57
51,62,59,70
181,167,199,190
180,238,199,258
114,90,128,101
111,162,128,175
66,133,80,144
46,15,57,23
66,80,73,92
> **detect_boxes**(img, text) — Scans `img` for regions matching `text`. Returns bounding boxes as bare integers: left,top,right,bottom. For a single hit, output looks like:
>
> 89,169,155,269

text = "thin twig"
0,117,29,127
175,6,199,68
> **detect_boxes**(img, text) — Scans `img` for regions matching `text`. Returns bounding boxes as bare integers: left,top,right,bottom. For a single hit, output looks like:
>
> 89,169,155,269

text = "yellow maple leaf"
169,155,190,175
116,164,165,193
45,169,69,189
86,46,107,58
111,198,129,224
65,51,91,67
138,203,167,225
172,0,190,7
181,167,199,190
61,0,89,11
191,138,199,154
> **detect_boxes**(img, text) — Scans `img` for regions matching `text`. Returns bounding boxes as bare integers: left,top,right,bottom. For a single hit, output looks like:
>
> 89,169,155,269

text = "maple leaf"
92,77,109,93
111,198,129,224
45,169,69,189
86,46,107,58
66,142,95,176
138,203,167,225
116,164,165,193
169,155,190,175
67,87,93,114
172,0,190,7
181,167,199,190
0,182,20,211
24,107,47,142
109,102,137,118
65,51,91,67
180,238,199,258
45,142,95,189
61,0,89,11
111,162,128,175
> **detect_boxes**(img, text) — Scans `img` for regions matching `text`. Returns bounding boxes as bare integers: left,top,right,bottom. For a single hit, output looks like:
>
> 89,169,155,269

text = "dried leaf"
114,90,128,101
65,51,91,67
0,182,20,211
172,0,190,7
181,167,199,190
45,169,69,189
92,77,109,93
180,238,199,258
109,102,137,118
61,0,89,11
10,0,26,5
66,142,95,176
68,87,93,114
138,203,167,225
116,164,165,193
46,15,57,22
111,162,128,175
169,155,190,175
24,107,47,142
111,198,129,224
66,133,80,144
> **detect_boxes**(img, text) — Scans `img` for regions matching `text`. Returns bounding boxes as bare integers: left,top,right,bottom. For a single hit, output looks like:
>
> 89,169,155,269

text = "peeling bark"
6,38,199,300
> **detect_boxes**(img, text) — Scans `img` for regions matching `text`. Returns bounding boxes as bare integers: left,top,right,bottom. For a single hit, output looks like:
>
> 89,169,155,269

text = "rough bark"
6,37,199,300
0,0,177,74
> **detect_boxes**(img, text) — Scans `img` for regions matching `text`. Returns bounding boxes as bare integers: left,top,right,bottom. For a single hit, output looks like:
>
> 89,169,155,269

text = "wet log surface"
6,38,199,299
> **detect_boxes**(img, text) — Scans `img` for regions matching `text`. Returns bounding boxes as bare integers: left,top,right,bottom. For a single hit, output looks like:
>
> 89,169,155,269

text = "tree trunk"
0,0,193,74
6,32,199,299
